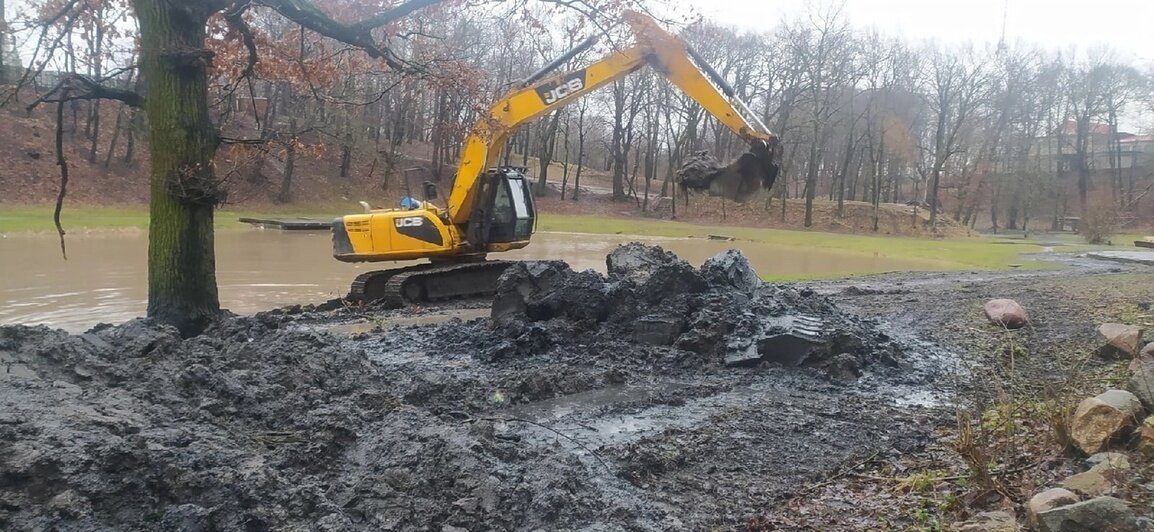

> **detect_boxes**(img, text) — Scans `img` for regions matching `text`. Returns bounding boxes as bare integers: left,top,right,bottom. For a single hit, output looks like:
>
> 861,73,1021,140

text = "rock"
1127,362,1154,411
1098,323,1144,359
1137,415,1154,460
953,510,1019,532
1141,342,1154,358
1071,396,1138,454
983,299,1029,329
1129,356,1154,373
1062,470,1113,497
1097,389,1145,419
1027,488,1079,529
699,249,761,295
1035,496,1138,532
442,526,469,532
1086,452,1131,474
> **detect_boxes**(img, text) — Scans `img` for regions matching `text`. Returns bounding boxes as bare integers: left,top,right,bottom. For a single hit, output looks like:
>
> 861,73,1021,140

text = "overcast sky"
684,0,1154,67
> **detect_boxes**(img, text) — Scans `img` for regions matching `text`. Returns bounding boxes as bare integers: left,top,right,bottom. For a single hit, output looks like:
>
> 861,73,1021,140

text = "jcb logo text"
536,69,588,105
395,217,424,227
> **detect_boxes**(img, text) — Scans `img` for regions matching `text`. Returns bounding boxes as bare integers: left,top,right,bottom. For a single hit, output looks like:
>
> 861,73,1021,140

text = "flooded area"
0,229,944,331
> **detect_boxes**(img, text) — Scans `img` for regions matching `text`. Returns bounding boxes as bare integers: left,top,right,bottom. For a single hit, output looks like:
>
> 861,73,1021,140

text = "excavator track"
348,261,517,308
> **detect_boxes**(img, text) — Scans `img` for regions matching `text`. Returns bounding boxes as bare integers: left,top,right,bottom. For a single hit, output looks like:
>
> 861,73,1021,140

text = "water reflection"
0,229,943,331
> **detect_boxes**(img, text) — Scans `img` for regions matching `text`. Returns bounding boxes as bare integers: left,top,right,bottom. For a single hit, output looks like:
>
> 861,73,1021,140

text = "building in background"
1031,121,1154,173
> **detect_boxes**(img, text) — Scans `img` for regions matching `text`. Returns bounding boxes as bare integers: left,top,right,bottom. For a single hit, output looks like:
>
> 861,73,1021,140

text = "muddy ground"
2,245,1152,531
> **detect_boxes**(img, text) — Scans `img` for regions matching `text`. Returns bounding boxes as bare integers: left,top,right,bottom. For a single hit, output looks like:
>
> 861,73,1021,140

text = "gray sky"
685,0,1154,67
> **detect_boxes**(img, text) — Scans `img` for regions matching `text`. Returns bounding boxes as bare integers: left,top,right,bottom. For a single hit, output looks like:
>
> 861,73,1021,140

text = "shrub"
1080,201,1119,244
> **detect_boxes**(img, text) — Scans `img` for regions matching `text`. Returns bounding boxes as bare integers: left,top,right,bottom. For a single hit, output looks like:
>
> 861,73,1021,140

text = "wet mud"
0,244,956,530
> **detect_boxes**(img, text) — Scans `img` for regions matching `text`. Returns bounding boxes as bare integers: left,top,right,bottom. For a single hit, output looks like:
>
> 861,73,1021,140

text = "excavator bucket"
676,141,779,203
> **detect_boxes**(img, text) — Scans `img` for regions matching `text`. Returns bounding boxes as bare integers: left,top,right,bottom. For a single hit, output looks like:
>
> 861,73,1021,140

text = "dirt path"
2,247,1151,531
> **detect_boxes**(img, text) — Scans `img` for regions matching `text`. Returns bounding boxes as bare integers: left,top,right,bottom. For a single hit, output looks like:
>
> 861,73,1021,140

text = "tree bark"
278,118,298,203
136,0,220,336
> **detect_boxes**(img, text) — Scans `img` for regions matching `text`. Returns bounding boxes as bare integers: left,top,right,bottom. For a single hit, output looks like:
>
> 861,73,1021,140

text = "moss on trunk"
135,0,220,336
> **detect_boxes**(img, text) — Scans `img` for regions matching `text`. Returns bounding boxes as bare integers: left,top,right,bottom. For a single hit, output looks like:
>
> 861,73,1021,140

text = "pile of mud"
0,317,644,531
486,243,906,382
0,245,941,530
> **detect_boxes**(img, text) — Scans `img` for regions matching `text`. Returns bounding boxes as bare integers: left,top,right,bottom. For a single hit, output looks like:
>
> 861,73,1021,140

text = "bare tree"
920,43,989,228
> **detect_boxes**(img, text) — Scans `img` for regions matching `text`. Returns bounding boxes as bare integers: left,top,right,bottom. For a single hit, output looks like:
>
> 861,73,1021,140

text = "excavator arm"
446,10,780,225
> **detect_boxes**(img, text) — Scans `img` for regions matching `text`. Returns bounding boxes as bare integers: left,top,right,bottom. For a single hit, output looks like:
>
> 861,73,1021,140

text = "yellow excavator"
331,10,781,306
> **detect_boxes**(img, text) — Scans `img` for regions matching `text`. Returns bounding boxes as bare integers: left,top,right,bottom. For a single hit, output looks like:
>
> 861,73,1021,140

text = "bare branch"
257,0,442,71
351,0,444,32
26,73,145,111
224,1,259,79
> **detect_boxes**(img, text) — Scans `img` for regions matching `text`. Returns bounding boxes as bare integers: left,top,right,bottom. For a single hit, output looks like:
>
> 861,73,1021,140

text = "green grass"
0,205,152,232
538,213,1049,272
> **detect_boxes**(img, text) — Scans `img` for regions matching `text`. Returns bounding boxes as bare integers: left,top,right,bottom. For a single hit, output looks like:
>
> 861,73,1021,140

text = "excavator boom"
448,10,780,224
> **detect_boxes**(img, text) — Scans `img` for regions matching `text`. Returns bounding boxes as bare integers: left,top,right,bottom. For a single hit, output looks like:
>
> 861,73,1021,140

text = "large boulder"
1085,452,1131,474
1097,323,1144,359
1140,341,1154,358
1027,488,1079,530
1061,470,1113,497
983,299,1029,329
952,511,1018,532
1034,496,1139,532
1098,389,1145,418
1070,391,1143,454
1127,362,1154,412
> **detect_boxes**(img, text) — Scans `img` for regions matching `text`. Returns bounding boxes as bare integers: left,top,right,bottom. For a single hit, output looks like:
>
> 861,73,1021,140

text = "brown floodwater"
0,229,945,331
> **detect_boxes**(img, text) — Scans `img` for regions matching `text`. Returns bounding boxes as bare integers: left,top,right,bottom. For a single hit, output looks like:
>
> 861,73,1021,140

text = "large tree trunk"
0,0,7,83
278,118,298,203
136,0,220,336
803,131,820,227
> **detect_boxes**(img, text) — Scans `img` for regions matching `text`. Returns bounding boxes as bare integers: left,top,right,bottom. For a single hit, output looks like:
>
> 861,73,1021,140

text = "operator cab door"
470,167,536,249
486,168,536,243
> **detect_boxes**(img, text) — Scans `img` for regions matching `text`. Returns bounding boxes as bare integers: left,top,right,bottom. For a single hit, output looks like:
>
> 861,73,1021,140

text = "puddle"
2,229,942,331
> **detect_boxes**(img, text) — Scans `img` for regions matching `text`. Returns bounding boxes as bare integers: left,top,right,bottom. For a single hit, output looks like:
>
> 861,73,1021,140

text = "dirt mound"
489,243,904,381
0,317,631,531
0,246,944,530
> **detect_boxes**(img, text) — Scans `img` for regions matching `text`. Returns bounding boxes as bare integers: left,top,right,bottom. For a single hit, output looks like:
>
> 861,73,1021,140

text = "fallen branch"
53,97,70,260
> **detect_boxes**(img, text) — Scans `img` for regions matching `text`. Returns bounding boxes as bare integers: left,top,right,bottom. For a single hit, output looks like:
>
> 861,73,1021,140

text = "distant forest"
3,0,1153,233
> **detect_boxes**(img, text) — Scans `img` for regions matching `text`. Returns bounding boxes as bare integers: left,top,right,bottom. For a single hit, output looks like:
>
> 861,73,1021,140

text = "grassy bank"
4,203,1134,275
539,213,1053,272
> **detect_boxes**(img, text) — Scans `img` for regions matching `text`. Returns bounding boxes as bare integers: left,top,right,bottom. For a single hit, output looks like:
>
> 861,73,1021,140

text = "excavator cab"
469,167,536,250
